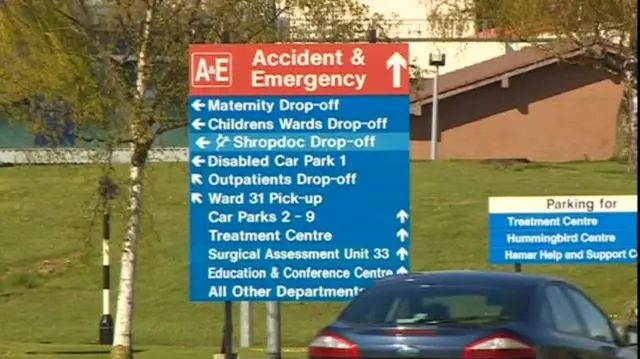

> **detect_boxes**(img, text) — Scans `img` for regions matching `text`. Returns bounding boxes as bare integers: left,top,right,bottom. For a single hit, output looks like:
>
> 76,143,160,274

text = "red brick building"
410,46,624,162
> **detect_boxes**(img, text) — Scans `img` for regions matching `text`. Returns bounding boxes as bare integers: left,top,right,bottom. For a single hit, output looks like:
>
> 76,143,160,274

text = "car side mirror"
623,325,638,346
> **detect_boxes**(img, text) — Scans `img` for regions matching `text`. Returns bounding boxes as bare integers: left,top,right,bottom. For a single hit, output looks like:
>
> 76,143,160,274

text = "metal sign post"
97,175,118,345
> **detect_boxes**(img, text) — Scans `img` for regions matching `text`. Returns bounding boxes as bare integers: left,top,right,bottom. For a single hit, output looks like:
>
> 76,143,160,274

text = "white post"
240,301,252,348
266,302,281,359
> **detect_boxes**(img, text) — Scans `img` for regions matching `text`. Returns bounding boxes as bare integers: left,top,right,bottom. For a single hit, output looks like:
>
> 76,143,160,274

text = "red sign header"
188,43,410,96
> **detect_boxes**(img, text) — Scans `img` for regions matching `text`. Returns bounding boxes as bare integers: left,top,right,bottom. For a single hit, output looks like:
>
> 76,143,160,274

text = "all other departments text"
208,284,364,300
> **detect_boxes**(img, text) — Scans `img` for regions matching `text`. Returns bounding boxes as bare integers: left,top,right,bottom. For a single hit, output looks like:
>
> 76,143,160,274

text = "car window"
540,300,554,328
544,285,584,335
564,287,616,342
338,285,530,325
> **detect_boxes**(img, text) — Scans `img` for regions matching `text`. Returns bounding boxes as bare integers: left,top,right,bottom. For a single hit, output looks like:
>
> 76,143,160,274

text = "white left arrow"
396,247,409,260
191,155,205,167
191,173,203,185
191,192,203,204
191,99,205,111
386,52,407,89
195,136,211,149
396,228,409,242
396,266,409,275
191,118,206,130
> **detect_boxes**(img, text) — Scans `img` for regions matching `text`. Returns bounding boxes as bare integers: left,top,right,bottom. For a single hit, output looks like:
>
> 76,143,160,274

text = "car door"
561,285,628,359
538,284,594,359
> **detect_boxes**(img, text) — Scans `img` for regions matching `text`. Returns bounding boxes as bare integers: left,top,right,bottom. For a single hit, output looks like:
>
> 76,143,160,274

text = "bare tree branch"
154,119,187,135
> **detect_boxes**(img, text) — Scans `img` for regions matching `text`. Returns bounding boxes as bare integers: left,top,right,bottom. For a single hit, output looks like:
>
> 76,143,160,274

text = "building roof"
410,42,610,112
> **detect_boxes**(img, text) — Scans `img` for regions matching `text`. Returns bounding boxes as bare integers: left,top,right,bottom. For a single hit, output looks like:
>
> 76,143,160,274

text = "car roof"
373,270,569,291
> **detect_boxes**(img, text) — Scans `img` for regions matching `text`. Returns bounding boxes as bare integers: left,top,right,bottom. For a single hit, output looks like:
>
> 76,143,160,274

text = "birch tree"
1,1,401,358
424,0,637,173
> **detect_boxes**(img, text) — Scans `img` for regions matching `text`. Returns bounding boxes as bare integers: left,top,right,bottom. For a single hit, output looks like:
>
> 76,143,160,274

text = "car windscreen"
338,284,531,326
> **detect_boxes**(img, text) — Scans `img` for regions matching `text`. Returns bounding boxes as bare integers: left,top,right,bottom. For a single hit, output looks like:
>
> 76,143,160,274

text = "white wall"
356,0,534,74
285,0,540,75
408,41,533,75
365,0,475,38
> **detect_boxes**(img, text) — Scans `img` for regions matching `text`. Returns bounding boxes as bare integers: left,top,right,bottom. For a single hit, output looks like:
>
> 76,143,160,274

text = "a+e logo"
191,52,232,87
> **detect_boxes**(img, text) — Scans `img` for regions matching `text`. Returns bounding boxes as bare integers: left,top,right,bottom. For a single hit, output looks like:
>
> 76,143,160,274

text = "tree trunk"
625,72,638,175
111,152,147,359
111,5,155,359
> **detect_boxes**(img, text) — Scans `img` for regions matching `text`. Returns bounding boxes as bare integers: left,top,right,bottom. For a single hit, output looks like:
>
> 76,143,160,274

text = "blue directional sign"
187,43,411,301
489,195,638,264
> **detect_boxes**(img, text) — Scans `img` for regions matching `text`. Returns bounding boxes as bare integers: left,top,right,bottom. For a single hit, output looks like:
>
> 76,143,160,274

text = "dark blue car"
308,270,637,359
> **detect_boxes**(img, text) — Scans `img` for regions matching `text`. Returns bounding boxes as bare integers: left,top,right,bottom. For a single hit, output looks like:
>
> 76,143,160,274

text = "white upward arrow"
195,136,211,149
191,118,205,130
190,192,203,204
396,209,409,224
191,155,205,167
396,266,409,275
191,99,205,111
191,173,203,185
396,247,409,260
396,228,409,242
386,52,407,89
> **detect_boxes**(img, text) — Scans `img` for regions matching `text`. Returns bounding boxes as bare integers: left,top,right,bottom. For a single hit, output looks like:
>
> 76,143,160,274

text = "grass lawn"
0,342,306,359
0,160,637,354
